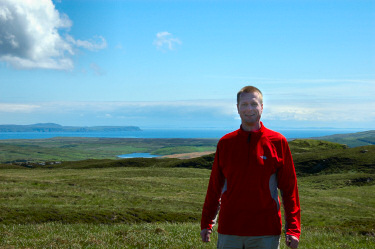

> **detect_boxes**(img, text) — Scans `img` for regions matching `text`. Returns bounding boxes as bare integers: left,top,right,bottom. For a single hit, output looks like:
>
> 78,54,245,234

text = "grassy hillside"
0,161,374,248
0,138,374,248
314,130,375,147
289,140,375,175
1,163,374,227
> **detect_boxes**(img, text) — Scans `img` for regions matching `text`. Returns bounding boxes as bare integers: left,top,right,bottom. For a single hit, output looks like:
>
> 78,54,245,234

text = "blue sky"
0,0,374,130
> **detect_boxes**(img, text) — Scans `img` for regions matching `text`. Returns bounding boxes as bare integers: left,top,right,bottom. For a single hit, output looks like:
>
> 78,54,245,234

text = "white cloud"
263,106,322,121
0,0,106,70
263,100,375,125
153,31,181,51
66,35,107,51
0,103,40,112
0,100,239,128
40,100,235,117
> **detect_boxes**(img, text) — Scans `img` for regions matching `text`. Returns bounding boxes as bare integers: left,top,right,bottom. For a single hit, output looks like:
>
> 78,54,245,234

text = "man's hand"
286,234,299,248
200,229,212,242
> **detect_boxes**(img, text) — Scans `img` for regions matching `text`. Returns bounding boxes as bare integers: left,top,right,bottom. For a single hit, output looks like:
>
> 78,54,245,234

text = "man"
200,86,300,249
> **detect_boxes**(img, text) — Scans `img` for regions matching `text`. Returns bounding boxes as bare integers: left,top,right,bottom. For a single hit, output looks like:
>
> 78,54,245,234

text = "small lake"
117,153,160,158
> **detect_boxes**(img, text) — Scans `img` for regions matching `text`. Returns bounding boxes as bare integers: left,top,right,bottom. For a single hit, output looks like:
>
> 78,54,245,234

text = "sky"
0,0,374,130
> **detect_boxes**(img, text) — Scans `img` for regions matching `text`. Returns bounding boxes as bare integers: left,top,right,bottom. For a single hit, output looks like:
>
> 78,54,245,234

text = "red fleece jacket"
201,123,301,239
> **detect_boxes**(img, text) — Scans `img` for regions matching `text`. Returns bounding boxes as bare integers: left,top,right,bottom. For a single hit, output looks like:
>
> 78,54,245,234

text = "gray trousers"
217,233,280,249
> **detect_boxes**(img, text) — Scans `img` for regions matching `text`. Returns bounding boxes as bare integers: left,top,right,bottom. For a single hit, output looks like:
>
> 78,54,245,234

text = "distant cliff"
0,123,142,132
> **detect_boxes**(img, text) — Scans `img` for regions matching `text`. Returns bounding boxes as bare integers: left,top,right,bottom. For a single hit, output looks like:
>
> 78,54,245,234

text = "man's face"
237,92,263,128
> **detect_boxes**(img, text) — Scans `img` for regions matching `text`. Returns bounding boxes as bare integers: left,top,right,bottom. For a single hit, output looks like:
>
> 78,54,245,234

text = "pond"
117,153,160,158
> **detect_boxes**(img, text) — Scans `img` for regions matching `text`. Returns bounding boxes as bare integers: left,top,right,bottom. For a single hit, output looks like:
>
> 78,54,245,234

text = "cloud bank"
0,103,40,113
0,100,237,128
0,0,106,70
0,98,373,129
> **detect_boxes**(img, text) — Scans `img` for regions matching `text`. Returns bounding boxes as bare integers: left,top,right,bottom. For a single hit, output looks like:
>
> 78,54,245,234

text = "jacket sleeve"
277,138,301,239
201,144,226,230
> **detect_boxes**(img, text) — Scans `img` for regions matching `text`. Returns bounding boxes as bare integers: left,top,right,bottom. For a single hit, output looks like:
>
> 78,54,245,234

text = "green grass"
0,164,374,248
298,173,375,233
0,167,207,225
0,138,374,248
0,223,373,249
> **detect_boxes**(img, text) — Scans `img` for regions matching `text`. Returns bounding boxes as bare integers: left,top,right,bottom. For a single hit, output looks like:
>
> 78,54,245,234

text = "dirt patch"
162,151,215,159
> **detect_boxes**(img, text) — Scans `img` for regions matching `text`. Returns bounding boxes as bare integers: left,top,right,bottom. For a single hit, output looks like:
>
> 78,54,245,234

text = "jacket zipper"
247,133,251,165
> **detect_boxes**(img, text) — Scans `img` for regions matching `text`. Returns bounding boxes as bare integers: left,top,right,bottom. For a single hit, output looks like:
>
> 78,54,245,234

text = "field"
0,136,374,248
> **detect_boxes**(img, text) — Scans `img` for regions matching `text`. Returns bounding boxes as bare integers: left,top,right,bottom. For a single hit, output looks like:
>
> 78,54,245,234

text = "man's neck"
241,122,261,132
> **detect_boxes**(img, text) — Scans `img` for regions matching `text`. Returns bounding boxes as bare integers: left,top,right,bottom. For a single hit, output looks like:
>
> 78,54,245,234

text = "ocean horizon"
0,128,365,140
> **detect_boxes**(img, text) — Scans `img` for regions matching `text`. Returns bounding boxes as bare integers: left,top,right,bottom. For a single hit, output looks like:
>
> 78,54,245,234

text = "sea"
0,128,363,140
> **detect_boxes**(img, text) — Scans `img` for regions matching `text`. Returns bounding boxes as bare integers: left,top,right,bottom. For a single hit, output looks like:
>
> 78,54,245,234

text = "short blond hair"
237,86,263,104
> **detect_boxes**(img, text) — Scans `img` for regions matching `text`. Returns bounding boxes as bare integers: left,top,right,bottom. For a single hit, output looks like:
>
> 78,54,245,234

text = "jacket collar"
238,121,265,138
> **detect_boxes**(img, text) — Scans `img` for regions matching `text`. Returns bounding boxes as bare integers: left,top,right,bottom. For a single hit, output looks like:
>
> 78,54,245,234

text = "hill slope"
313,130,375,147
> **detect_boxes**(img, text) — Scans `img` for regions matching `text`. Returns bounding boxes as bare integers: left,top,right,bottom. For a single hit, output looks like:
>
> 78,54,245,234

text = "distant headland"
0,123,142,132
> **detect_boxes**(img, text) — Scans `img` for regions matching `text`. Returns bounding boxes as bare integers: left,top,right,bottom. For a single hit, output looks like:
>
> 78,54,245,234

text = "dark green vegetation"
0,123,141,132
0,137,218,163
313,130,375,147
0,135,374,248
290,139,375,175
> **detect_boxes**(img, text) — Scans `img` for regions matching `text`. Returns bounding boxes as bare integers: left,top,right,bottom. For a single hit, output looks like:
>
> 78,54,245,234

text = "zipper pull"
247,133,252,143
